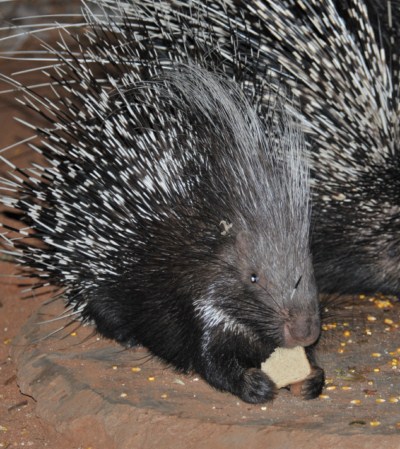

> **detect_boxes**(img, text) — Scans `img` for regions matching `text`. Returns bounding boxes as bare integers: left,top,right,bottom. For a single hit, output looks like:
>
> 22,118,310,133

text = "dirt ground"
0,264,79,449
2,260,400,449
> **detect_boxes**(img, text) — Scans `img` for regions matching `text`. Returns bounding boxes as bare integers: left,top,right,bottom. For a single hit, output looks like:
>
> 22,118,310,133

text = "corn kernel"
374,299,393,309
384,318,394,325
343,330,351,337
389,397,399,403
161,393,168,399
350,399,361,405
120,393,127,398
131,367,141,372
338,348,345,354
319,394,330,399
148,376,156,381
375,398,386,403
367,316,377,322
326,385,337,391
369,421,381,427
342,386,352,391
371,353,381,357
373,368,380,373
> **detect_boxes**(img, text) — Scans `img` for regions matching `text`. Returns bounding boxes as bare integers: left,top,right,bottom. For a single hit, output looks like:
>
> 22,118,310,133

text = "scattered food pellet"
161,394,168,399
341,386,352,391
326,385,337,391
70,332,77,336
365,329,372,335
3,338,11,345
350,399,361,405
112,365,118,370
260,406,267,411
148,376,156,381
367,315,377,322
389,397,399,403
374,299,393,309
343,330,351,337
338,348,345,354
371,353,381,358
0,425,7,432
369,421,381,427
120,393,127,398
319,394,330,399
340,342,346,347
384,318,394,325
373,368,380,373
375,398,386,403
131,367,141,373
322,323,337,331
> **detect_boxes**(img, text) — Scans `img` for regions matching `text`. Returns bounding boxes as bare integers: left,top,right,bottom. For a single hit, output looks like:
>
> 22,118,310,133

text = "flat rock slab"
12,296,400,449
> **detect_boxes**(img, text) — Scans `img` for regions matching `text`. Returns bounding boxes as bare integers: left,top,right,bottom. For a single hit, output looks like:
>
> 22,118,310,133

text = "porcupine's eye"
250,274,259,284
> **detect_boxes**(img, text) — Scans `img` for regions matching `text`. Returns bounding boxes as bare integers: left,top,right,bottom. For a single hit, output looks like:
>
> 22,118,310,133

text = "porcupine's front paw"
291,366,325,399
237,368,277,403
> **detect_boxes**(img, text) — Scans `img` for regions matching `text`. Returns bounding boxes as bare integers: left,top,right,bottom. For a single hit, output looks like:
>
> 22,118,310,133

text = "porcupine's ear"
235,231,250,255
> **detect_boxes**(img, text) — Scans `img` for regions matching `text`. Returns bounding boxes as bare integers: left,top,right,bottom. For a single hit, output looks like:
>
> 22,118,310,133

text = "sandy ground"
1,265,79,449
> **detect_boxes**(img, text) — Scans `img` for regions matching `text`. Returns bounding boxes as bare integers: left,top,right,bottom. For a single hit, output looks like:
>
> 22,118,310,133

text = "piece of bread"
261,346,311,389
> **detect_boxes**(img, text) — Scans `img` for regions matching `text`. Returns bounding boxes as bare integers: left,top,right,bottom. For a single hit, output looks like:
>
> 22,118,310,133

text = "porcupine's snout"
282,313,320,348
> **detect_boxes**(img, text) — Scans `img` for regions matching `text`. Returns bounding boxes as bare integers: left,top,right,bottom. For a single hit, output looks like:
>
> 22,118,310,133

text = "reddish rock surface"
3,269,400,449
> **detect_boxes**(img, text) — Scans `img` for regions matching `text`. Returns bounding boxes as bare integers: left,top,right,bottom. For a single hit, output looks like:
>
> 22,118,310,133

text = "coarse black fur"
0,7,324,403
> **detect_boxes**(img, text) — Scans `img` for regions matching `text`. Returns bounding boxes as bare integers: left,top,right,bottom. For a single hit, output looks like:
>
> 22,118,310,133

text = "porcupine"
0,4,324,403
118,0,400,295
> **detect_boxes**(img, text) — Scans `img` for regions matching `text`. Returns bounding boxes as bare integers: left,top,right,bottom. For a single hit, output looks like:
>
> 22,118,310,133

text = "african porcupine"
0,6,324,403
116,0,400,295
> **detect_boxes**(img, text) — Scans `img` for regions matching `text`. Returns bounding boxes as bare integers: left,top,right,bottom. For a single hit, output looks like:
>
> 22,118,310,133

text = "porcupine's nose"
283,313,320,348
